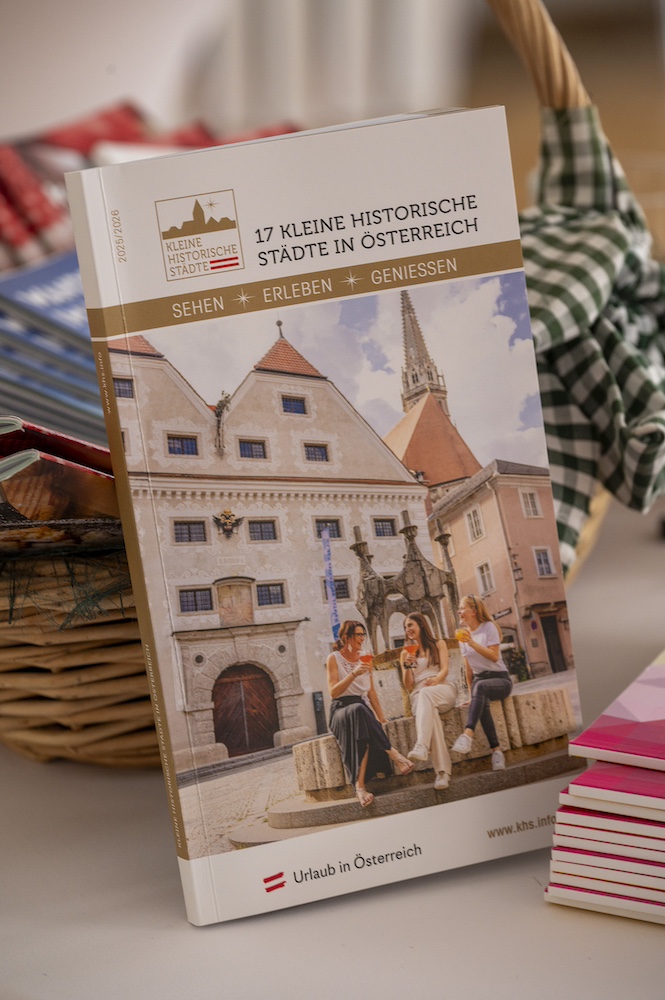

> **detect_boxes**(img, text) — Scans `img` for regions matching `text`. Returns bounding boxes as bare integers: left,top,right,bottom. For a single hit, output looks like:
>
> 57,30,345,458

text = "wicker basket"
0,520,159,766
0,0,608,766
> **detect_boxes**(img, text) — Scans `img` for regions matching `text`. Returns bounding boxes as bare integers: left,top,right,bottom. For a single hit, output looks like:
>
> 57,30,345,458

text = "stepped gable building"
383,290,481,508
109,323,437,771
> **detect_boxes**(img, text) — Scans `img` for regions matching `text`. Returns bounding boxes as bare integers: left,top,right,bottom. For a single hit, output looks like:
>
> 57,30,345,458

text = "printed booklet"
551,845,665,882
563,760,665,819
551,852,665,893
0,250,89,349
545,883,665,926
0,310,105,442
65,107,583,924
554,818,665,854
556,804,665,842
569,658,665,771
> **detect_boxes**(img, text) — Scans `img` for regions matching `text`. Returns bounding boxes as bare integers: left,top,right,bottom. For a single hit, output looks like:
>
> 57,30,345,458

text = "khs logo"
156,190,244,281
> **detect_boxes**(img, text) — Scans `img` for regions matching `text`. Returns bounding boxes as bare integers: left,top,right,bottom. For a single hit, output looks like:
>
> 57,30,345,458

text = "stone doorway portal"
212,663,279,757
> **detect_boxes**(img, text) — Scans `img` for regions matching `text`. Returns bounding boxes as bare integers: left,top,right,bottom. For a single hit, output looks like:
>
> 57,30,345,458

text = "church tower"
384,290,481,504
400,290,449,414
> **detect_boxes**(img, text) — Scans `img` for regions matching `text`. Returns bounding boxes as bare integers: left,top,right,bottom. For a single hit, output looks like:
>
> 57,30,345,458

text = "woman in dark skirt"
326,620,414,807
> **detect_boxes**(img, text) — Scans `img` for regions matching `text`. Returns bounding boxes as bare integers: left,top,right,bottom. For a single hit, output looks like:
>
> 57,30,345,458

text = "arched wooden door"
212,664,279,757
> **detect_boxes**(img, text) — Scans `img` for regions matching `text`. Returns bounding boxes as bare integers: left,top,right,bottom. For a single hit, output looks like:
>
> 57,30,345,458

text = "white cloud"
146,274,548,467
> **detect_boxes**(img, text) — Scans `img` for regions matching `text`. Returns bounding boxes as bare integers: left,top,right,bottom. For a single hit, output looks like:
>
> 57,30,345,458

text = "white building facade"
111,330,435,771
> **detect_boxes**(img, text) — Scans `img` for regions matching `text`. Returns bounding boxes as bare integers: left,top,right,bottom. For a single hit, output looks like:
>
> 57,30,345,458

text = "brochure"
569,659,665,771
66,107,582,924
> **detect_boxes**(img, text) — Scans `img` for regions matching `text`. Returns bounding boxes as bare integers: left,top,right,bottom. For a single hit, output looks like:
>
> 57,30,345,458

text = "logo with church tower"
156,189,244,281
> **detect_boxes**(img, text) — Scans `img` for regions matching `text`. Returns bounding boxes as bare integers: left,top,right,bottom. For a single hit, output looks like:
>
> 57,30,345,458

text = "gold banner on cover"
87,241,523,340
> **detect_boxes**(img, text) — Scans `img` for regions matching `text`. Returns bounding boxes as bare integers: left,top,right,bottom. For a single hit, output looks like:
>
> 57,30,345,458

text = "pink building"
430,460,573,678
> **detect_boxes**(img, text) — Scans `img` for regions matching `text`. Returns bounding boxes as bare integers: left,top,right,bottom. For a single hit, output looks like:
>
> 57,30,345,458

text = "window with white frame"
466,506,484,542
476,560,495,596
521,490,542,518
534,547,556,577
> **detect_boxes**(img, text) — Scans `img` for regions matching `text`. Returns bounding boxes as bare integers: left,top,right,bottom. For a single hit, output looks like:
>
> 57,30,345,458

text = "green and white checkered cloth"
519,106,665,572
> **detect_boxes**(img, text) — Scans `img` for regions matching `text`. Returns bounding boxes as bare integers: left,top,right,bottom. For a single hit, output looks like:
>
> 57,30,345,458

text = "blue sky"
149,270,548,468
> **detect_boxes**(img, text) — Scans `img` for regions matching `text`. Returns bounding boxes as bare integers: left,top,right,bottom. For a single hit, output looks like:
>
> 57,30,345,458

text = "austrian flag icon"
156,189,244,281
263,872,286,893
209,254,240,272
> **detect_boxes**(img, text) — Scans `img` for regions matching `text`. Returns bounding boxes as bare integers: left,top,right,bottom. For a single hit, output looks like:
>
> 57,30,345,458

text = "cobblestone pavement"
179,668,582,859
179,755,301,857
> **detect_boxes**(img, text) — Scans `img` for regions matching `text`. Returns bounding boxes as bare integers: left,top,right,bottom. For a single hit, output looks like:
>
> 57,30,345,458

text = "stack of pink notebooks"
546,653,665,924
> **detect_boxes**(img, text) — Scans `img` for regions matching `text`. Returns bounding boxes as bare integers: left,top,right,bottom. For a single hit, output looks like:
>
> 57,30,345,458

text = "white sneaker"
433,772,450,791
407,743,428,762
452,733,472,755
491,749,506,770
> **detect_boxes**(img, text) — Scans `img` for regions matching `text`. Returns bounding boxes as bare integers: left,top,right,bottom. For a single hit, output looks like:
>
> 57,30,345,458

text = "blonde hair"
461,594,502,640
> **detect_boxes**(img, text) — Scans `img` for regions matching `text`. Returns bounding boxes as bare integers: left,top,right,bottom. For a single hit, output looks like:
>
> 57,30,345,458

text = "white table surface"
2,496,664,1000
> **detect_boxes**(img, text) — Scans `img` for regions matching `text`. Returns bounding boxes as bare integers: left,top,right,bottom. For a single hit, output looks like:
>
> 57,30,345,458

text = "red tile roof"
108,335,163,357
254,337,324,378
384,392,481,487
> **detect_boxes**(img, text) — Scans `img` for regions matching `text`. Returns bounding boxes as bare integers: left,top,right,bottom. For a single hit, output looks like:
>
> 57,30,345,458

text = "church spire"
400,290,449,415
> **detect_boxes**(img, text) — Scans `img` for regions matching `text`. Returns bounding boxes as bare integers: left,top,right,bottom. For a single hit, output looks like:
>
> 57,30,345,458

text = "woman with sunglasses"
327,620,414,808
451,594,512,770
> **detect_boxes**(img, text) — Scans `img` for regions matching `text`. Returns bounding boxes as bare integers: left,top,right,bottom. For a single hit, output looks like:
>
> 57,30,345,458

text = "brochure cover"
545,883,665,925
0,310,97,385
0,449,118,522
556,804,665,841
66,107,583,924
0,250,89,350
0,415,112,473
569,658,665,770
551,857,665,894
566,760,665,814
549,870,665,905
550,851,665,892
552,832,665,863
551,845,665,881
0,310,105,443
560,788,665,824
554,819,665,854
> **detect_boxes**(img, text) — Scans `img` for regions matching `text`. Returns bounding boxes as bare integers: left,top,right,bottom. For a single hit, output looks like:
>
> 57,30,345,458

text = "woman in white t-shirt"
451,594,512,771
400,612,457,791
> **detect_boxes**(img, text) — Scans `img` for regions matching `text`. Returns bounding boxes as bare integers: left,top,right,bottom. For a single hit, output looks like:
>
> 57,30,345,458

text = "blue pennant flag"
321,528,340,642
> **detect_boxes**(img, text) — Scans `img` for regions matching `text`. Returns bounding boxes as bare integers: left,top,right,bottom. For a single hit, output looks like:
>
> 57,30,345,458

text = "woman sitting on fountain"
451,594,512,771
401,611,457,791
326,620,414,808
